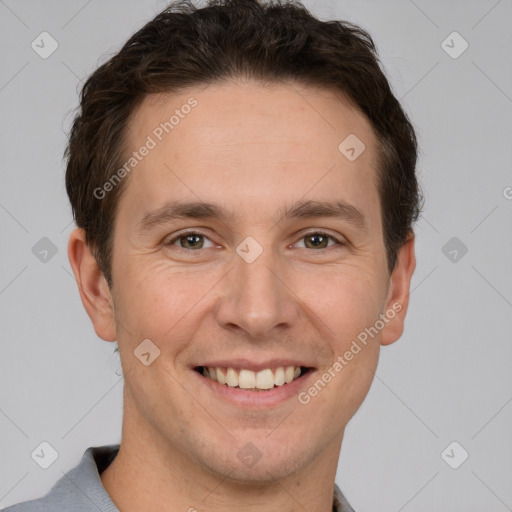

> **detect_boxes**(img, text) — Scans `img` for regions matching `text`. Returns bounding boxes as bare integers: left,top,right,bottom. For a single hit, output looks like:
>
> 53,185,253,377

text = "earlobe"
67,228,117,342
380,235,416,346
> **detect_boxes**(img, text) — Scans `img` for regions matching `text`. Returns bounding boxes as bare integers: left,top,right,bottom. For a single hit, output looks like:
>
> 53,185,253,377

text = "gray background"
0,0,511,510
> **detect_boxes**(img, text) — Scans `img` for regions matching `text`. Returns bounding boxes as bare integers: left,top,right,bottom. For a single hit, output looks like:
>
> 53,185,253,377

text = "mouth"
194,365,314,391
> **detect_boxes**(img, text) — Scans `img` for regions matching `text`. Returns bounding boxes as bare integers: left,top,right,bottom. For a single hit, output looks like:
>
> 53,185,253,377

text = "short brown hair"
65,0,421,288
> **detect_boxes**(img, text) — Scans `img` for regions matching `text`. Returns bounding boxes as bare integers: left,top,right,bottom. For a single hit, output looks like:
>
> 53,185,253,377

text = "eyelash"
165,230,344,251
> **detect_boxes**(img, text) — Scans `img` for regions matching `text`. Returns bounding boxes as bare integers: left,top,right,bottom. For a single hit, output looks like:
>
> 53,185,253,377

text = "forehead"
120,80,381,230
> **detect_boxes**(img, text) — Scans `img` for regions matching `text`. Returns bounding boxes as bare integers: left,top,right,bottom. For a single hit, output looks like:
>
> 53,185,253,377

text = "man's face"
103,81,408,481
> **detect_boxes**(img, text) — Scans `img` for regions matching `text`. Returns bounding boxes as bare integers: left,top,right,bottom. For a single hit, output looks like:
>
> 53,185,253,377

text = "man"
4,0,420,510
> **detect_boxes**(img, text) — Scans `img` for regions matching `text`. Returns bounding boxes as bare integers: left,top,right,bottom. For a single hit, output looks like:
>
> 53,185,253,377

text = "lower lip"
192,368,316,408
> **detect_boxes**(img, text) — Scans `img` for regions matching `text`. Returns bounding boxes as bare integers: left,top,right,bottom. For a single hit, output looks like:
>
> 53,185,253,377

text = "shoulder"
2,445,120,512
2,492,70,511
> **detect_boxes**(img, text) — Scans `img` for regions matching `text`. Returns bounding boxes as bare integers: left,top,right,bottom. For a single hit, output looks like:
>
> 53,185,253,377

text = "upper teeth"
202,366,302,389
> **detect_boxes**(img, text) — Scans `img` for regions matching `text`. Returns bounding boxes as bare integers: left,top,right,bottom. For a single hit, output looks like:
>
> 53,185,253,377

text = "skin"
68,80,416,512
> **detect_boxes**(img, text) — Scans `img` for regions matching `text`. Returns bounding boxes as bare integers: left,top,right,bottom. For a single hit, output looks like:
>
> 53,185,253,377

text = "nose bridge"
216,242,297,337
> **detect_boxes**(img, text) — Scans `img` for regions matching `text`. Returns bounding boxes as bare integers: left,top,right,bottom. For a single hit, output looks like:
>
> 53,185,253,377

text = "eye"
294,231,343,250
167,231,216,250
165,230,344,251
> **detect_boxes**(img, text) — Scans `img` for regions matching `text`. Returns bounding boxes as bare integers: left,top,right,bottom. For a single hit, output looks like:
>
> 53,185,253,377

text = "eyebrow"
136,199,367,234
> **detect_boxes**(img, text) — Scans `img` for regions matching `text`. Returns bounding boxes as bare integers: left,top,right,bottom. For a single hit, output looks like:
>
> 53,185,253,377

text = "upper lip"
194,359,315,372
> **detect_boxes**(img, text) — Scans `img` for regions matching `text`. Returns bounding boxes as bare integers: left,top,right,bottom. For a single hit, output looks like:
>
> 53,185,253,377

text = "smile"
195,365,311,391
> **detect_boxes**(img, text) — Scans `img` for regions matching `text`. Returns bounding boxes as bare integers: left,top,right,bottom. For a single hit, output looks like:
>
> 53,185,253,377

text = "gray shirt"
3,445,355,511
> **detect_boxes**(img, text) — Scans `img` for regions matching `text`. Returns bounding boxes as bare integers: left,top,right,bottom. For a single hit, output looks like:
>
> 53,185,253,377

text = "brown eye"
179,234,204,249
304,233,329,249
296,232,341,249
167,232,215,250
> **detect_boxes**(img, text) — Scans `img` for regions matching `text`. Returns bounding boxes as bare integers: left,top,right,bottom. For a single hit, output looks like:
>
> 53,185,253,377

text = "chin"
193,437,318,484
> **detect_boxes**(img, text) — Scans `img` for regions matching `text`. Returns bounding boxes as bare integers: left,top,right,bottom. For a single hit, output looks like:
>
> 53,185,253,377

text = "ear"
67,228,117,342
380,234,416,346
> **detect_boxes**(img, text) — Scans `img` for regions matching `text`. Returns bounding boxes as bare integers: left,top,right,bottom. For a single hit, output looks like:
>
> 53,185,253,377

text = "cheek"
112,262,172,336
112,258,222,354
303,266,383,426
300,261,386,342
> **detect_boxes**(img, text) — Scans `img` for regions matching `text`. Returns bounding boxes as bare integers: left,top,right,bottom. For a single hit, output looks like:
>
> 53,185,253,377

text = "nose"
215,246,300,339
